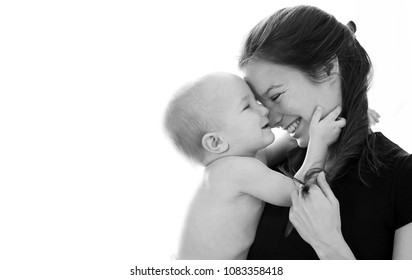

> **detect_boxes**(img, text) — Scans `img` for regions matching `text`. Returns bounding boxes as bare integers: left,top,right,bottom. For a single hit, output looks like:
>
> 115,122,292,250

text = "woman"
239,5,412,259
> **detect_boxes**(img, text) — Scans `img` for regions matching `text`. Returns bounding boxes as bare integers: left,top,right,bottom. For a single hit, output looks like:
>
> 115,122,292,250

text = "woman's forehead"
244,62,306,92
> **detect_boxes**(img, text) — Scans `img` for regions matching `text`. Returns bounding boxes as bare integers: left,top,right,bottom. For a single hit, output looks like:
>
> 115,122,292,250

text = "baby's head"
164,72,274,165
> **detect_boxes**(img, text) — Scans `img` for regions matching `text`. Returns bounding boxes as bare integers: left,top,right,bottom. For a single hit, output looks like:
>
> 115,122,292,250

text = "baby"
164,72,345,259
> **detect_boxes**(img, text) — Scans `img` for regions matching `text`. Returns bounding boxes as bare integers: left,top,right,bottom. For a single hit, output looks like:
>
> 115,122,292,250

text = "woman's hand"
289,172,355,259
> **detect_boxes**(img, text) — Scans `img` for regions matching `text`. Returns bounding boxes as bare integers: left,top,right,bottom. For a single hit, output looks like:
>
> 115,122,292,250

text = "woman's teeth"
286,119,300,134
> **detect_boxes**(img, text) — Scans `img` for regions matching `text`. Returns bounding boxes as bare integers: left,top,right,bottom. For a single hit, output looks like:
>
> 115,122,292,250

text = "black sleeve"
394,154,412,229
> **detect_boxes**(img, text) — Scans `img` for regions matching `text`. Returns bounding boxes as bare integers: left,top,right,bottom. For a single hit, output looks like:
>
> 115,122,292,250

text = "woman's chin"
296,137,309,148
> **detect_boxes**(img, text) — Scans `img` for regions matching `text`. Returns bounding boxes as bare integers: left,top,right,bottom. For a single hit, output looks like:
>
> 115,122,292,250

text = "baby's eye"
243,105,250,111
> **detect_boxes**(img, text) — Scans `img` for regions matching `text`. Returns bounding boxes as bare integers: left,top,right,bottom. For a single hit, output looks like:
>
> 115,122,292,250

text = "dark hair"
239,5,384,186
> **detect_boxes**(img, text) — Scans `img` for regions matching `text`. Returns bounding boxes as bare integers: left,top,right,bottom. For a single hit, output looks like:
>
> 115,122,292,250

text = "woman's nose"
259,104,269,116
268,109,283,127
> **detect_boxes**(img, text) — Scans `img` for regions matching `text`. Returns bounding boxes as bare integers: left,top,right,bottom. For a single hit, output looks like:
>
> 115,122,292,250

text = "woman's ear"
323,56,340,82
202,132,229,154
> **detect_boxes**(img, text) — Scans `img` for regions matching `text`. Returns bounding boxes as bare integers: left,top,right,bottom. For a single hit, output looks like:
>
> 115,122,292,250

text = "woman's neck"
324,149,335,172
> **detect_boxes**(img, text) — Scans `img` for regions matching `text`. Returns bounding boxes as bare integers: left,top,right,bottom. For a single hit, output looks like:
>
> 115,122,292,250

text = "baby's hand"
309,106,346,147
368,108,380,126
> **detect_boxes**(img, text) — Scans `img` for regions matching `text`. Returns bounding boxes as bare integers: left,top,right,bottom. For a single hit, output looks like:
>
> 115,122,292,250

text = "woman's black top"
247,132,412,259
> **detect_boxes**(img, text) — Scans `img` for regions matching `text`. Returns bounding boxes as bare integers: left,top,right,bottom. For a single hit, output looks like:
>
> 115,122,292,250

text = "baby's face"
215,75,275,156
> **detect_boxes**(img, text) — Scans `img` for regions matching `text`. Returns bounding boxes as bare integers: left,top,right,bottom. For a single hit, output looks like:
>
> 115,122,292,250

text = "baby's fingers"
368,108,380,125
368,108,381,119
324,105,342,122
310,106,323,125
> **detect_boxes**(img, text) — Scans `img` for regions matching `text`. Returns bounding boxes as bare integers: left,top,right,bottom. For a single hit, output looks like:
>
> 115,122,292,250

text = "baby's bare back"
177,164,265,260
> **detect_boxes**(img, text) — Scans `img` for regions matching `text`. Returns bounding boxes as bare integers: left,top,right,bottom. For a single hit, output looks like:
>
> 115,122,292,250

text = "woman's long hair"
239,5,384,185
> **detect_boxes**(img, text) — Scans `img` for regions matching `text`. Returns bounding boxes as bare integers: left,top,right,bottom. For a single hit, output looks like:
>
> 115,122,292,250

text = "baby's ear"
202,132,229,154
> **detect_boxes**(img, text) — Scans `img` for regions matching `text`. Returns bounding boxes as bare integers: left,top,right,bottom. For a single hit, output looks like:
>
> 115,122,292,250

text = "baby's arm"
294,106,345,183
235,106,345,206
232,157,297,206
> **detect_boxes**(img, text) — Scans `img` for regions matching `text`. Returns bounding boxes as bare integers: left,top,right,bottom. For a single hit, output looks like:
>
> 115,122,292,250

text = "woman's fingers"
316,172,338,204
291,187,299,202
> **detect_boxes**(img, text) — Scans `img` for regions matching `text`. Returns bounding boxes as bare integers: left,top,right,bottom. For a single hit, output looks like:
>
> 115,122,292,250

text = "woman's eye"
270,92,283,102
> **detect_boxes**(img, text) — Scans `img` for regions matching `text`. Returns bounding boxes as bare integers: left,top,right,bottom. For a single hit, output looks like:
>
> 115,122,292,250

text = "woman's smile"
285,117,301,135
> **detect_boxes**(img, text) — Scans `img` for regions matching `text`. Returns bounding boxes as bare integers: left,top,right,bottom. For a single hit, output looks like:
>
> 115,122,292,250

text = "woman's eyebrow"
263,84,283,97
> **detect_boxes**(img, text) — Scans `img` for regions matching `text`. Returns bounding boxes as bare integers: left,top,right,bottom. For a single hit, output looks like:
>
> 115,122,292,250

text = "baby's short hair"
164,78,221,165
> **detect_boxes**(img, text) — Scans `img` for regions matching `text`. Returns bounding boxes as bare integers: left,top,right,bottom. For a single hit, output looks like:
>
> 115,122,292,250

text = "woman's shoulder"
371,132,412,186
374,133,412,229
373,132,410,165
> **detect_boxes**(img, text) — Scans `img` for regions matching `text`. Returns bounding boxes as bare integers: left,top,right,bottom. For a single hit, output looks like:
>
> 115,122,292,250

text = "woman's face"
242,59,341,147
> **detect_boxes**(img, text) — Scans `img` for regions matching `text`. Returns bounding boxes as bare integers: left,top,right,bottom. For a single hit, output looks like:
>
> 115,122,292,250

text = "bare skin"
176,74,344,259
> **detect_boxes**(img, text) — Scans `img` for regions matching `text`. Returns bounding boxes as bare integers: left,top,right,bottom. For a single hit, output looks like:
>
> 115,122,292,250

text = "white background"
1,0,411,279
